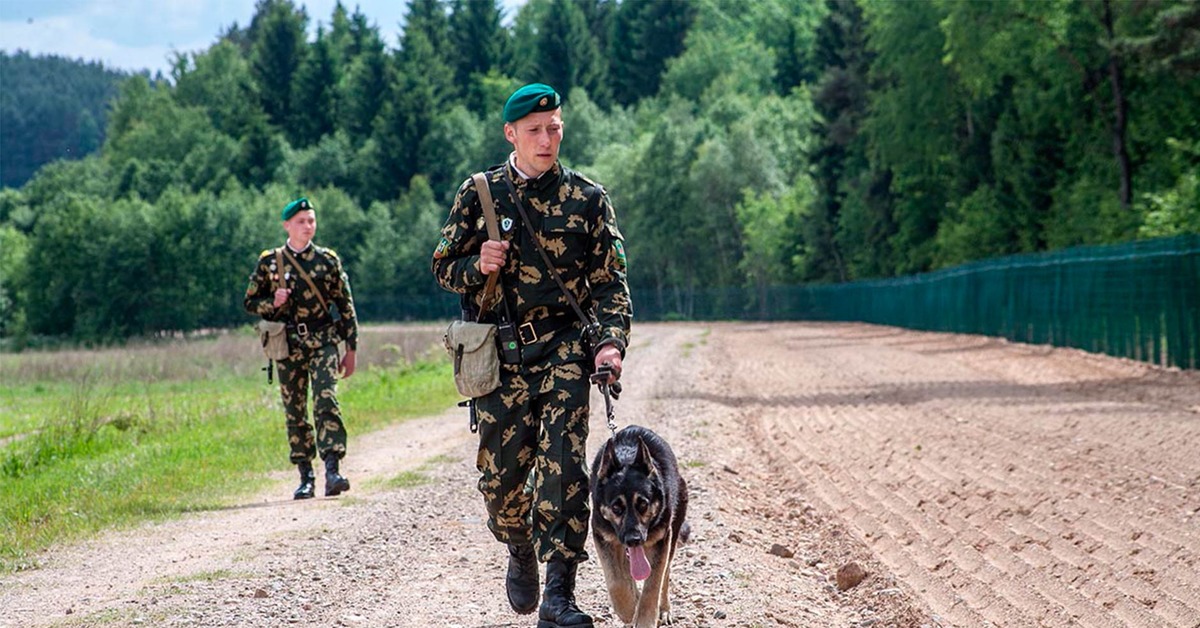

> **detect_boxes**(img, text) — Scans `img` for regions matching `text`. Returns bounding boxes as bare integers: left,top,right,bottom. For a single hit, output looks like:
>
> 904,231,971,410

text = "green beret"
503,83,561,123
281,197,314,221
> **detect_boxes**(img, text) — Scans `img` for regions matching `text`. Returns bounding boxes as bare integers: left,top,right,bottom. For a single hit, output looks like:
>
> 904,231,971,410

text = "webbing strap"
473,172,501,321
281,248,330,317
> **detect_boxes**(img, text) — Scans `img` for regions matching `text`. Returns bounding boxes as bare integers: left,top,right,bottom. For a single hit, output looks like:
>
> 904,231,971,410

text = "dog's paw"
659,608,674,625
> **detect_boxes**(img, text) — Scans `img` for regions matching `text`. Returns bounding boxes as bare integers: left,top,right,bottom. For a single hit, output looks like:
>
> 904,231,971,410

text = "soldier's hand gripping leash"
590,363,622,436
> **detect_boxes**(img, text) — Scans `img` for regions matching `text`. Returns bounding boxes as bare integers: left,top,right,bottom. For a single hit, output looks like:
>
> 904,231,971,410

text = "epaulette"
259,249,274,259
322,246,340,260
573,170,604,196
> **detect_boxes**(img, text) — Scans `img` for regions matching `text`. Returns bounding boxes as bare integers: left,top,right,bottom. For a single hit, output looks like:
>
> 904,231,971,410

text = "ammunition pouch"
256,320,289,361
444,320,501,398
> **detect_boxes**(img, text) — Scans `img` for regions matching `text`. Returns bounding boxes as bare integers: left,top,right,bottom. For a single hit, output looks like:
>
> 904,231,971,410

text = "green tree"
173,42,263,138
660,27,775,106
805,0,870,282
0,52,126,188
738,183,813,316
0,225,29,337
251,0,309,130
853,0,960,276
420,105,486,205
290,27,340,147
532,0,606,101
237,115,286,190
327,1,354,64
293,131,356,191
607,0,695,107
449,0,508,113
371,15,454,200
106,76,233,199
338,17,390,146
557,88,635,169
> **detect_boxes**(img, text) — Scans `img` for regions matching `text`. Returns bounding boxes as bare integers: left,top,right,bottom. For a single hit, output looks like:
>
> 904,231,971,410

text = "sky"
0,0,522,77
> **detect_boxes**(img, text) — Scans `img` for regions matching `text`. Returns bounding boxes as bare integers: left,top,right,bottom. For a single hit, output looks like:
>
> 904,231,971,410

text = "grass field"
0,324,457,573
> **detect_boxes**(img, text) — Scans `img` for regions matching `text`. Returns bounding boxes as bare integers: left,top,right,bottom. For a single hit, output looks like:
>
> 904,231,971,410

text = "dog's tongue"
627,546,651,581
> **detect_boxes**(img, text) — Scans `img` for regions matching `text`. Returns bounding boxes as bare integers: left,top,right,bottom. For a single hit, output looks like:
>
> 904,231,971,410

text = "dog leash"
590,364,622,436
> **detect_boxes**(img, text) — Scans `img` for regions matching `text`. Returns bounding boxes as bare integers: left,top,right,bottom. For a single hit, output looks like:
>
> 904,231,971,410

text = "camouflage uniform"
244,243,359,464
432,160,631,563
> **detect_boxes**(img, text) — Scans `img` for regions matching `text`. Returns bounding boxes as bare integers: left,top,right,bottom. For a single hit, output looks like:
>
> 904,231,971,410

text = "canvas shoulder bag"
256,248,290,361
444,172,503,398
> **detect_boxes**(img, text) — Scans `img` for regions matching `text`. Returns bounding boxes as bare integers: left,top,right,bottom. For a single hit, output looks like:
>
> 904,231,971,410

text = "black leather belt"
517,312,577,345
287,319,334,337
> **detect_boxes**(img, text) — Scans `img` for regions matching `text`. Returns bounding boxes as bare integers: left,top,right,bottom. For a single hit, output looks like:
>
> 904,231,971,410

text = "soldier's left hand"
594,345,622,383
340,349,356,379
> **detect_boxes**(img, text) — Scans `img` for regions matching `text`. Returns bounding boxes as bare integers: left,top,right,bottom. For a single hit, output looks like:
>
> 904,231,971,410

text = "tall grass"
0,324,457,572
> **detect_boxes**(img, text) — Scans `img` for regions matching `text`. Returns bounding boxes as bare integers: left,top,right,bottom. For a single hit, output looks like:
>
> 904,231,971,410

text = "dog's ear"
597,438,617,478
633,437,657,478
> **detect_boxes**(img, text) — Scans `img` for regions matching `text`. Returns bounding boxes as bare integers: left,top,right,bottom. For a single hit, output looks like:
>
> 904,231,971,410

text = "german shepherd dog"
590,425,690,627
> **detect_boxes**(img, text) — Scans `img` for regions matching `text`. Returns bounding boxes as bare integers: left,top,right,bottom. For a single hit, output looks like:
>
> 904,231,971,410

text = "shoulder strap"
281,248,330,316
473,172,502,321
501,170,594,328
273,248,284,294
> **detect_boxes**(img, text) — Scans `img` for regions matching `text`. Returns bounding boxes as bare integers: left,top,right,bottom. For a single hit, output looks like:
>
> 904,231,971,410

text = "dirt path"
2,322,1198,627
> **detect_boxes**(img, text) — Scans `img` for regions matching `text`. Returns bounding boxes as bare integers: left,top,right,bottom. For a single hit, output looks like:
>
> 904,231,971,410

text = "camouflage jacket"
432,160,631,369
244,243,359,351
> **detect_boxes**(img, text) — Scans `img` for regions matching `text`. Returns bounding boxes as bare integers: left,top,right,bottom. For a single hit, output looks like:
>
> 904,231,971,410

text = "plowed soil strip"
717,322,1200,628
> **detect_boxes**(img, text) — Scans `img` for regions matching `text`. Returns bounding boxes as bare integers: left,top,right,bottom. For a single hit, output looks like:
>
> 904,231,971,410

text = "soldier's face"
505,109,563,178
284,210,317,247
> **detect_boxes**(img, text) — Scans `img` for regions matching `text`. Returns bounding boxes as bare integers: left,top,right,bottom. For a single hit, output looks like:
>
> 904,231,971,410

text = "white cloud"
1,14,199,74
0,0,248,74
0,0,526,76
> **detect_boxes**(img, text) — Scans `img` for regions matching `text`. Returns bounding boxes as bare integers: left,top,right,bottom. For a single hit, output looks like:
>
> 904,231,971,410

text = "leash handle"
590,364,622,436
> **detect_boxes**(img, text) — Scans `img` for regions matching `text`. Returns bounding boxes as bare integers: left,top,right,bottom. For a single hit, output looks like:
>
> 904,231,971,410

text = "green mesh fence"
630,234,1199,369
349,235,1197,369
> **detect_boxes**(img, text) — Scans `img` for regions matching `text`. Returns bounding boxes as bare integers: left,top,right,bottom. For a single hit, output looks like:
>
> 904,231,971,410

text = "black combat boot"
324,456,351,496
506,542,539,614
294,461,315,500
537,559,593,628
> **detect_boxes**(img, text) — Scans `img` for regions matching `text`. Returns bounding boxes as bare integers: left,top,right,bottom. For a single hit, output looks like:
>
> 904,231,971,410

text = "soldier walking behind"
432,83,632,628
245,197,359,500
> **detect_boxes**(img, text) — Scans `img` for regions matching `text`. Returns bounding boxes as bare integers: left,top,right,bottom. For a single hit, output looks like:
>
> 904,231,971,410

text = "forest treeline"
0,52,128,189
0,0,1197,344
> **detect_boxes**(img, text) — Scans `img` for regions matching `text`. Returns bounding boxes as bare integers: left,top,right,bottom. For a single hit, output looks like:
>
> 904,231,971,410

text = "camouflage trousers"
275,339,346,464
474,361,591,563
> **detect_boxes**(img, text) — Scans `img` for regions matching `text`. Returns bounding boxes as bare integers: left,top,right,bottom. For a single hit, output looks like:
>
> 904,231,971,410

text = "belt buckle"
296,322,309,337
518,321,537,345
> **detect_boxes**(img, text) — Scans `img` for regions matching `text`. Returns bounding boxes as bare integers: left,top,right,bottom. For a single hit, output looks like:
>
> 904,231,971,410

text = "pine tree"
250,0,308,130
805,0,870,282
534,0,604,101
290,27,339,147
370,22,451,199
448,0,507,113
608,0,695,107
340,23,390,147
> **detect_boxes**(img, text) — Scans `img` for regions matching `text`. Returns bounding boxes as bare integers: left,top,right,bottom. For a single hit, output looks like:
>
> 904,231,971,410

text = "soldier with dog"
432,83,632,628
